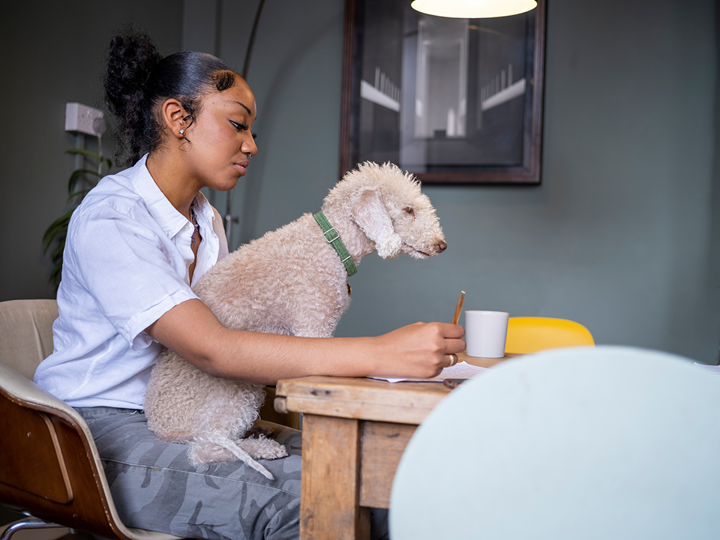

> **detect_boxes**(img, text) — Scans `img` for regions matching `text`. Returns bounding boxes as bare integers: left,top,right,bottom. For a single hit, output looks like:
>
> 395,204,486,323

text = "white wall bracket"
65,102,105,136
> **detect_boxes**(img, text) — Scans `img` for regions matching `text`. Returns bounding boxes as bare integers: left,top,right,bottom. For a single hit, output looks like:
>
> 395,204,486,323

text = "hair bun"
104,32,162,163
105,32,161,114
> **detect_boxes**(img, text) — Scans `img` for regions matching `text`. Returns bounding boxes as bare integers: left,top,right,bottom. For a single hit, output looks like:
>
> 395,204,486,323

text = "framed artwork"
339,0,546,184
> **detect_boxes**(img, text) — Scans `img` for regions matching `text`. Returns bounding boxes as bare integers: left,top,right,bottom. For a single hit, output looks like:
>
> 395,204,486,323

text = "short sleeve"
68,203,198,348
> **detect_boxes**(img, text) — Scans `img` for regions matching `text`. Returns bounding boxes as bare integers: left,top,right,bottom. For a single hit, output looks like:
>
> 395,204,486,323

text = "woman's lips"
234,162,249,176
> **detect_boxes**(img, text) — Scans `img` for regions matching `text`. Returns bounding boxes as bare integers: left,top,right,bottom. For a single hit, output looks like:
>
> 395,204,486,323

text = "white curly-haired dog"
144,162,447,479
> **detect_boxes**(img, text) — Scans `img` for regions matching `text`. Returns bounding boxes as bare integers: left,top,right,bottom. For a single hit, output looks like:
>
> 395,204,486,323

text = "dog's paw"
257,440,289,460
237,436,289,460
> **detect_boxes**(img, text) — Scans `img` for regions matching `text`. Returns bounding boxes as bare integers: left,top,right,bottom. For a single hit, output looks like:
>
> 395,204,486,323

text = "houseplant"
43,148,112,288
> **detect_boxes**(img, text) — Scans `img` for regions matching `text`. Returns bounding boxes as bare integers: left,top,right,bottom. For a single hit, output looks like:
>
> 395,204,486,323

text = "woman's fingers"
433,321,466,339
376,321,467,379
412,321,466,355
446,353,459,367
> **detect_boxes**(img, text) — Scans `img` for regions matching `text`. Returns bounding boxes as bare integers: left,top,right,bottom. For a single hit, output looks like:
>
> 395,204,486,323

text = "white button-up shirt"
35,154,229,409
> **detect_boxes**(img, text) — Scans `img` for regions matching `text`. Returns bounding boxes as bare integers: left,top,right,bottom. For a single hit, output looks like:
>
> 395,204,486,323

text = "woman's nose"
243,139,258,158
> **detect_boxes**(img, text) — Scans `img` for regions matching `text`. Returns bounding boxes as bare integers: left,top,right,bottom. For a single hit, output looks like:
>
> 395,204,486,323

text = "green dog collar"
313,211,357,277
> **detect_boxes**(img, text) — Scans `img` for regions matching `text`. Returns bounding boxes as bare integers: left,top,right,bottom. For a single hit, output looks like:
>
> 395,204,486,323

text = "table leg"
300,414,370,540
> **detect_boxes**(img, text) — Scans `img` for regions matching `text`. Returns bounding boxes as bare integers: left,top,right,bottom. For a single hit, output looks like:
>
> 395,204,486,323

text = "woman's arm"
145,299,466,384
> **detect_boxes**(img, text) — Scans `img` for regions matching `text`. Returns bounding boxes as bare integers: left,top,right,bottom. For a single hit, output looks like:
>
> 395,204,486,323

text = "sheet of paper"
369,362,489,383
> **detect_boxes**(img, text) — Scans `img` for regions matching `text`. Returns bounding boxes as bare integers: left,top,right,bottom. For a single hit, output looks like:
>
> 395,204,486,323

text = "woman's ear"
351,189,402,259
159,98,188,140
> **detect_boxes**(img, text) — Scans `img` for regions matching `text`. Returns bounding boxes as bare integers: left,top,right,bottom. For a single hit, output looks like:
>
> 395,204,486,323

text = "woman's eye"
230,122,257,140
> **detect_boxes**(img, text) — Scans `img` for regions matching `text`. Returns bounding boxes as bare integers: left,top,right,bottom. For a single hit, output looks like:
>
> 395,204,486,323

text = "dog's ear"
351,189,402,259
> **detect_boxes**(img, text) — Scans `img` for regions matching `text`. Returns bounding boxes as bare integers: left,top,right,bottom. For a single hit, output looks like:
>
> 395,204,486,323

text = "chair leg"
0,517,63,540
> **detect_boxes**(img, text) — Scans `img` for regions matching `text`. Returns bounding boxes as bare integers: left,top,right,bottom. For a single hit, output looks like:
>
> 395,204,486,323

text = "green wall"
2,0,718,364
187,0,720,363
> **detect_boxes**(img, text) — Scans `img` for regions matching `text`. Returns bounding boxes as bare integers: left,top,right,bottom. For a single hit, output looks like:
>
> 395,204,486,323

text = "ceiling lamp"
411,0,537,18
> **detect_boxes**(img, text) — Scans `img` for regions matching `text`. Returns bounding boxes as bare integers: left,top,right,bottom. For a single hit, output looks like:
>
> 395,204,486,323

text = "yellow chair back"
505,317,595,354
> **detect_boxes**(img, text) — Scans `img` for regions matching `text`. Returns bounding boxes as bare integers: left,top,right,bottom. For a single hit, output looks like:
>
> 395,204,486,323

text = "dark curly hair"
104,31,238,166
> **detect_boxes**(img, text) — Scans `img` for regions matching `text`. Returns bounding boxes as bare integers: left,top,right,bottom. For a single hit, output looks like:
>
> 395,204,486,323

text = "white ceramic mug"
465,310,509,358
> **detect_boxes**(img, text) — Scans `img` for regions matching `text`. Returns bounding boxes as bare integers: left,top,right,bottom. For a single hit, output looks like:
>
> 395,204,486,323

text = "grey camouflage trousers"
76,407,389,540
77,407,301,540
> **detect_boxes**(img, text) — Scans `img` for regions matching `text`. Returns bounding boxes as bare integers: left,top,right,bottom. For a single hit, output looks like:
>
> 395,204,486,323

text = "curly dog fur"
144,162,447,479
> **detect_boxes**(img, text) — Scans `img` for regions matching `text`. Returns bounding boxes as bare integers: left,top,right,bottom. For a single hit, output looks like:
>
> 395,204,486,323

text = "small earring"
179,129,185,135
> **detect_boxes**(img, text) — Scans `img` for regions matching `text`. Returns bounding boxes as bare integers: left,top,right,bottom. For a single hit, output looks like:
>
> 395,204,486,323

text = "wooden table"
274,352,518,540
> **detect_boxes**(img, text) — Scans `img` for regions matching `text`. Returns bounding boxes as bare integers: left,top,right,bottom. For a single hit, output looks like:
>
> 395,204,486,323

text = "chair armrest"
0,363,88,426
0,363,182,540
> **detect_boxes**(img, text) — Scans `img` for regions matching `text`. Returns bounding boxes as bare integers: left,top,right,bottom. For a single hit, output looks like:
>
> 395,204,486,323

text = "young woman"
34,32,465,540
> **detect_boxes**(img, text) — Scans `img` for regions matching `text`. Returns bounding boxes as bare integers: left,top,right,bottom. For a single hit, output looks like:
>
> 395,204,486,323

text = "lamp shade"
411,0,537,18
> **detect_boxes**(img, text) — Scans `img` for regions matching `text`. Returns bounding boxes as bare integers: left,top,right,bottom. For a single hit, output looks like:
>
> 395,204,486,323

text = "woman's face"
183,74,258,192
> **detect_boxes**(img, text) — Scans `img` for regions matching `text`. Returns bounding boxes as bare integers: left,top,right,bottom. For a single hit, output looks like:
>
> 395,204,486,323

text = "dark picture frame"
339,0,546,184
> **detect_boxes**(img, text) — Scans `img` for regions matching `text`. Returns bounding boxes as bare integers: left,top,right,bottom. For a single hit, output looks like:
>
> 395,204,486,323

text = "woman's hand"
369,322,466,379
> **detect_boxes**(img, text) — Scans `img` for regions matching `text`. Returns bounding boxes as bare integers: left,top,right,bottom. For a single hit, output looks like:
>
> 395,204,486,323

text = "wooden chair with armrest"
0,299,184,540
0,298,298,540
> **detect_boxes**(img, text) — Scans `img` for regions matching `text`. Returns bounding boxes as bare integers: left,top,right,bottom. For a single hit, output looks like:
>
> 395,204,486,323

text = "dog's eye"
404,207,415,218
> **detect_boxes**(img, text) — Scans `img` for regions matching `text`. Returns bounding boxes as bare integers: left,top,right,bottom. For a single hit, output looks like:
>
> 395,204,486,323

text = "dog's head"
338,162,446,259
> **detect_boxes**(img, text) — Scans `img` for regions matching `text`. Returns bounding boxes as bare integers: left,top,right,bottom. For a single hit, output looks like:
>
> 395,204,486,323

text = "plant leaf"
51,238,66,261
67,168,101,192
68,189,92,201
49,263,63,288
42,220,66,249
42,211,73,251
66,148,102,160
66,148,113,169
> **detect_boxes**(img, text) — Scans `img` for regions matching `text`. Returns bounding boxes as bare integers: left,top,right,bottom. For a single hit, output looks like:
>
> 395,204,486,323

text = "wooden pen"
452,291,465,325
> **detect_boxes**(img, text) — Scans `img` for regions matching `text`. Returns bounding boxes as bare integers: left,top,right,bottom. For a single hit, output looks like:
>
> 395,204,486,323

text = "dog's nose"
437,240,447,253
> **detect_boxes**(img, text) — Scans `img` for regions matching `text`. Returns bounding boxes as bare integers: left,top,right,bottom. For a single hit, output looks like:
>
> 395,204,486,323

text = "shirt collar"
190,191,216,232
131,154,215,240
